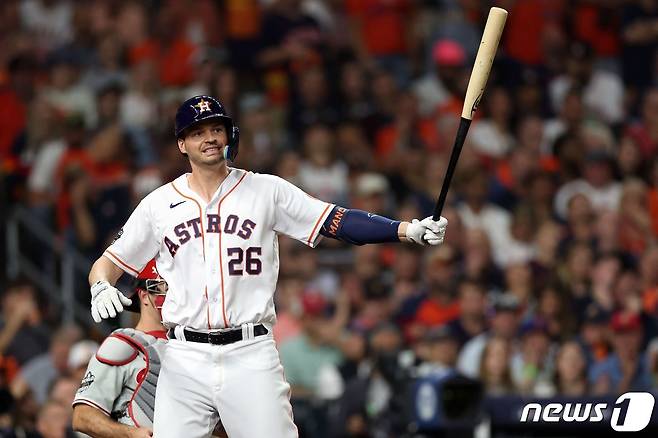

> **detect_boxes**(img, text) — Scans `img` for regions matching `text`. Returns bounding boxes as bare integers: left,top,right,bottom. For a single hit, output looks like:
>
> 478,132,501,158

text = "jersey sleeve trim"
103,250,140,277
72,398,111,416
306,203,333,246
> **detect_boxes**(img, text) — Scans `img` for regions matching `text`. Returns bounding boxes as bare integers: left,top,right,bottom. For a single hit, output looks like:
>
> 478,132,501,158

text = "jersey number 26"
227,247,262,275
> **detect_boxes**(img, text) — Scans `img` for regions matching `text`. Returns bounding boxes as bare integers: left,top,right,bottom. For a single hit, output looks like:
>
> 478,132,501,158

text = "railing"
5,206,114,334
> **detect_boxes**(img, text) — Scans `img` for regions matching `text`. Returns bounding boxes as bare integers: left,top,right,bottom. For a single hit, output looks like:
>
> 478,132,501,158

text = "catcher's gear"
91,280,132,323
175,95,240,161
95,328,164,428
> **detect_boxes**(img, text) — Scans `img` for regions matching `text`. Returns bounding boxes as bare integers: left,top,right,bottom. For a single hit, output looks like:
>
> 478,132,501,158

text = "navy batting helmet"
175,95,240,161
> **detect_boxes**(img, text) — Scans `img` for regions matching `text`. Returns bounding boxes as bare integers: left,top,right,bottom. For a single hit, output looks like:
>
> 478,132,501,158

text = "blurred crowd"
2,0,658,437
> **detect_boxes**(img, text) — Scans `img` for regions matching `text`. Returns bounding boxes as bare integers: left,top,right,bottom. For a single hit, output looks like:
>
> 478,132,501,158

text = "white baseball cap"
68,340,99,370
355,173,389,196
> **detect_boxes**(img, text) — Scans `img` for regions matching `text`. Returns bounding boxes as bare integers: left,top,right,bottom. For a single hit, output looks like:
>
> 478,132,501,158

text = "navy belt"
168,324,268,345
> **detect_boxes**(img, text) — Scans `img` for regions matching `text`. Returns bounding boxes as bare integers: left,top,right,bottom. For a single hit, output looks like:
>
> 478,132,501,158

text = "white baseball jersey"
104,168,333,330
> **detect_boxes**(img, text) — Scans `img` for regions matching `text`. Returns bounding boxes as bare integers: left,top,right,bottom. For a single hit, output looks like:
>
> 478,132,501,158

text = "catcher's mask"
128,260,168,317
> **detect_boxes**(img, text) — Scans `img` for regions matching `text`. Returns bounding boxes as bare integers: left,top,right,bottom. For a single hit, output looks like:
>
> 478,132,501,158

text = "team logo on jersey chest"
164,214,256,257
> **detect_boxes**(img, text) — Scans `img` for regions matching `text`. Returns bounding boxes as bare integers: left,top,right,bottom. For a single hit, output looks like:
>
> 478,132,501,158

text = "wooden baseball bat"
431,7,508,221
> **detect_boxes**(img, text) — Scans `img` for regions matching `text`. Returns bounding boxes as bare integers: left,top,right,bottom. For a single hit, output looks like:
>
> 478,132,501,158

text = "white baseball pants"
153,331,298,438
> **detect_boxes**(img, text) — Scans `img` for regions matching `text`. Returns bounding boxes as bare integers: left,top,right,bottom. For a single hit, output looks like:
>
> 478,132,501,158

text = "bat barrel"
461,7,508,120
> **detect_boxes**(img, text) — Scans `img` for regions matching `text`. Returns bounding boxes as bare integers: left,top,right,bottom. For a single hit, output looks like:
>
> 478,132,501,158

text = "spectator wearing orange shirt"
128,7,199,88
345,0,416,86
504,0,566,67
223,0,263,72
571,1,620,62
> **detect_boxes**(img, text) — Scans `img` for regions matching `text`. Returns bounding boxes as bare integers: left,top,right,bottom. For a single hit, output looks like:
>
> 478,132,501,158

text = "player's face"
140,290,166,325
178,121,228,167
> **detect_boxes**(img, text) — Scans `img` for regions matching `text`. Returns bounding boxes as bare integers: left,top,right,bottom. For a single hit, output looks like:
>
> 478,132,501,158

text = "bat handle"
432,118,472,221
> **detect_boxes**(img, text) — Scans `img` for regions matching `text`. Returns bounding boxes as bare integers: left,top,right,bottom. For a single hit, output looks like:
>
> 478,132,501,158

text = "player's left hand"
405,216,448,246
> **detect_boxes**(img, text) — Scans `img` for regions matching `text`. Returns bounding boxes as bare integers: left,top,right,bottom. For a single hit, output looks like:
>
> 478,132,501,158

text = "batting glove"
90,280,132,323
405,216,448,246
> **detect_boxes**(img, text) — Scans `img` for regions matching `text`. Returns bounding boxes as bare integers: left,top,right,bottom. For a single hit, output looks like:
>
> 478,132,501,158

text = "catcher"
72,260,167,437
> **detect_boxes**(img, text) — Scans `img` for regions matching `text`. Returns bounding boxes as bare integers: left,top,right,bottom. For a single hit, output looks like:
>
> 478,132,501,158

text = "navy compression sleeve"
319,206,401,245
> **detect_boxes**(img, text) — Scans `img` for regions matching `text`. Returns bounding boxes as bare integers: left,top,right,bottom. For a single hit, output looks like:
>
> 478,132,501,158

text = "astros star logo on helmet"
193,99,212,115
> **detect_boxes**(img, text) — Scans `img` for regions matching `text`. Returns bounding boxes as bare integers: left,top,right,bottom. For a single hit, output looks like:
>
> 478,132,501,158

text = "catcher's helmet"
126,260,168,313
175,95,240,161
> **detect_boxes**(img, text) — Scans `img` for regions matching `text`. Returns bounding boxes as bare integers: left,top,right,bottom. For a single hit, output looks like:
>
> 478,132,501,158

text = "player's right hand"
90,280,132,323
405,216,448,246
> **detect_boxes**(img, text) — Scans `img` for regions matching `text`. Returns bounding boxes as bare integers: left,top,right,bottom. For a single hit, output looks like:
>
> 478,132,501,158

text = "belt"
168,324,269,345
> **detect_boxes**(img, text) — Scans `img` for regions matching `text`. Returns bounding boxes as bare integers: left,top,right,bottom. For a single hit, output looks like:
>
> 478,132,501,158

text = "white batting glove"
90,280,132,323
405,216,448,246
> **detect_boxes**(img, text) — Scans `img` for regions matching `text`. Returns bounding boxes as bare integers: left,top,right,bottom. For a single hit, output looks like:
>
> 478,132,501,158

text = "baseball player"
73,260,167,437
87,95,448,438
